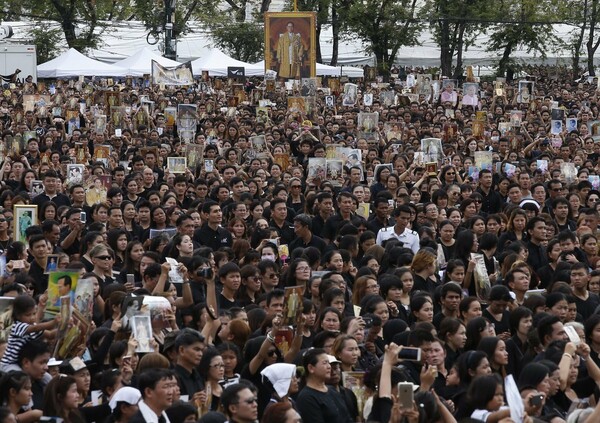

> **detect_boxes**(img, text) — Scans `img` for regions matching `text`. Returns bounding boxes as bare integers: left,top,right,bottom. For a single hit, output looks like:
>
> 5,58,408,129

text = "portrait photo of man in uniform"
265,12,316,79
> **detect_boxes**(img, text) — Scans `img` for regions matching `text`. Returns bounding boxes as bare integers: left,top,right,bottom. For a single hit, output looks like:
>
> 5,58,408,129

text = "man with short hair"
222,165,237,185
69,184,86,209
107,207,124,230
266,289,285,317
506,268,530,306
289,214,327,254
173,175,193,209
140,167,157,194
311,192,334,236
476,169,503,214
542,179,563,214
32,170,71,207
269,198,295,245
552,197,576,232
432,282,462,329
28,234,49,295
570,263,599,320
323,192,358,243
525,216,548,275
136,201,152,236
258,260,280,294
221,384,259,423
173,330,205,401
367,197,392,234
42,220,62,254
376,205,419,253
446,183,461,207
218,262,242,310
537,315,569,351
193,201,233,251
130,368,175,423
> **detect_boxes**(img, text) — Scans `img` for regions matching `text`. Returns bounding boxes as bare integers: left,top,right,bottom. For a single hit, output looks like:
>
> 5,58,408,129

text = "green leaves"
210,21,264,63
342,0,423,72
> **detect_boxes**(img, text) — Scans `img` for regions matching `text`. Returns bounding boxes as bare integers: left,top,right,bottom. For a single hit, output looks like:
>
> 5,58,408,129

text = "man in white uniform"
376,204,420,253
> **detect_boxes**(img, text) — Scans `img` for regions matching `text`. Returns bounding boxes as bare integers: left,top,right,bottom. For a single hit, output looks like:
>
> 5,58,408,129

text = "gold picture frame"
13,204,38,243
264,12,316,79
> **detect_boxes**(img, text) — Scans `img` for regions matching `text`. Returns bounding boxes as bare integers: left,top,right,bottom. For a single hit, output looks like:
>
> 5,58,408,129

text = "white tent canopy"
191,49,264,76
317,62,363,78
113,47,180,76
254,60,363,77
37,48,125,78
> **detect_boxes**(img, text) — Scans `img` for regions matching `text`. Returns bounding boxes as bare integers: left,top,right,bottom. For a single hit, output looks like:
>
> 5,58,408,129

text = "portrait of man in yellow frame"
265,12,317,79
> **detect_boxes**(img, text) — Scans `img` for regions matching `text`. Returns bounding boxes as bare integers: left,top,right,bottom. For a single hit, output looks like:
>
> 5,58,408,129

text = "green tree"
210,21,264,63
343,0,422,74
133,0,219,40
566,0,600,76
28,22,62,63
296,0,332,63
428,0,490,78
486,0,559,78
0,0,133,52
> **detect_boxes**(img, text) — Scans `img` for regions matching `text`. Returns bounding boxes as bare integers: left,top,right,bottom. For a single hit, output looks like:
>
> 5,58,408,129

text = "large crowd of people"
0,65,597,423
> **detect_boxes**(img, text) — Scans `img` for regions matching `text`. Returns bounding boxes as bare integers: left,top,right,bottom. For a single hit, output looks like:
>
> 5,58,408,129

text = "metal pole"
165,0,177,60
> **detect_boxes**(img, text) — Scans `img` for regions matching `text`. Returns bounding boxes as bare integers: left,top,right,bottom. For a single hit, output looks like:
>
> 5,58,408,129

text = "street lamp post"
164,0,177,60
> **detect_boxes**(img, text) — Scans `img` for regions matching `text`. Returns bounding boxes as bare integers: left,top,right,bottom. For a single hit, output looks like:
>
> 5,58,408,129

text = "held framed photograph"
167,157,187,174
132,315,154,353
264,12,316,79
13,205,37,243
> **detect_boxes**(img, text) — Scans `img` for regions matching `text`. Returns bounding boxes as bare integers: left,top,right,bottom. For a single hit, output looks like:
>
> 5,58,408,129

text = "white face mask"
261,254,275,262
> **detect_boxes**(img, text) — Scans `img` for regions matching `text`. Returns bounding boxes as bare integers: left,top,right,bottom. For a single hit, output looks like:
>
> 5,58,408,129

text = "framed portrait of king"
265,12,316,79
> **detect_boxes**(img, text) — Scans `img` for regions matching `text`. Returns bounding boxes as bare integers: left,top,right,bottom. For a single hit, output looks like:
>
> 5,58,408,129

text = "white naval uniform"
375,226,420,253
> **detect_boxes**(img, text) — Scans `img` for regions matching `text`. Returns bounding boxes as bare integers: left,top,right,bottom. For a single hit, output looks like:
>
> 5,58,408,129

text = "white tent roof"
113,47,181,76
253,60,363,77
37,48,125,78
191,49,264,76
318,62,363,77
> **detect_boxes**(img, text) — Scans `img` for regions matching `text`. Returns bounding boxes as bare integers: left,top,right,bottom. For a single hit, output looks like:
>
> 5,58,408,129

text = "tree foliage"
210,21,264,63
485,0,559,77
563,0,600,76
427,0,491,78
0,0,132,51
342,0,422,73
28,22,62,63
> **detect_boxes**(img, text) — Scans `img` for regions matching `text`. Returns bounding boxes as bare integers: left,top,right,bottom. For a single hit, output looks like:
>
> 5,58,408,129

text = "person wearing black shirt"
323,192,359,243
311,192,334,237
32,170,71,208
476,169,503,215
482,285,512,339
269,198,295,245
193,201,233,252
218,262,242,311
173,330,205,398
289,214,327,254
570,262,600,321
525,217,548,280
297,348,353,423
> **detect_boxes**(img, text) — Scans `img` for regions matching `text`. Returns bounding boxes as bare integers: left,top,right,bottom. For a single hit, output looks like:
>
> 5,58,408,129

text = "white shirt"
138,399,171,423
376,225,420,253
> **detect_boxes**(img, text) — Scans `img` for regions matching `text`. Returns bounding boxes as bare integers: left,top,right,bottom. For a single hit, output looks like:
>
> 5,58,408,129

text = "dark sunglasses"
95,255,113,260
